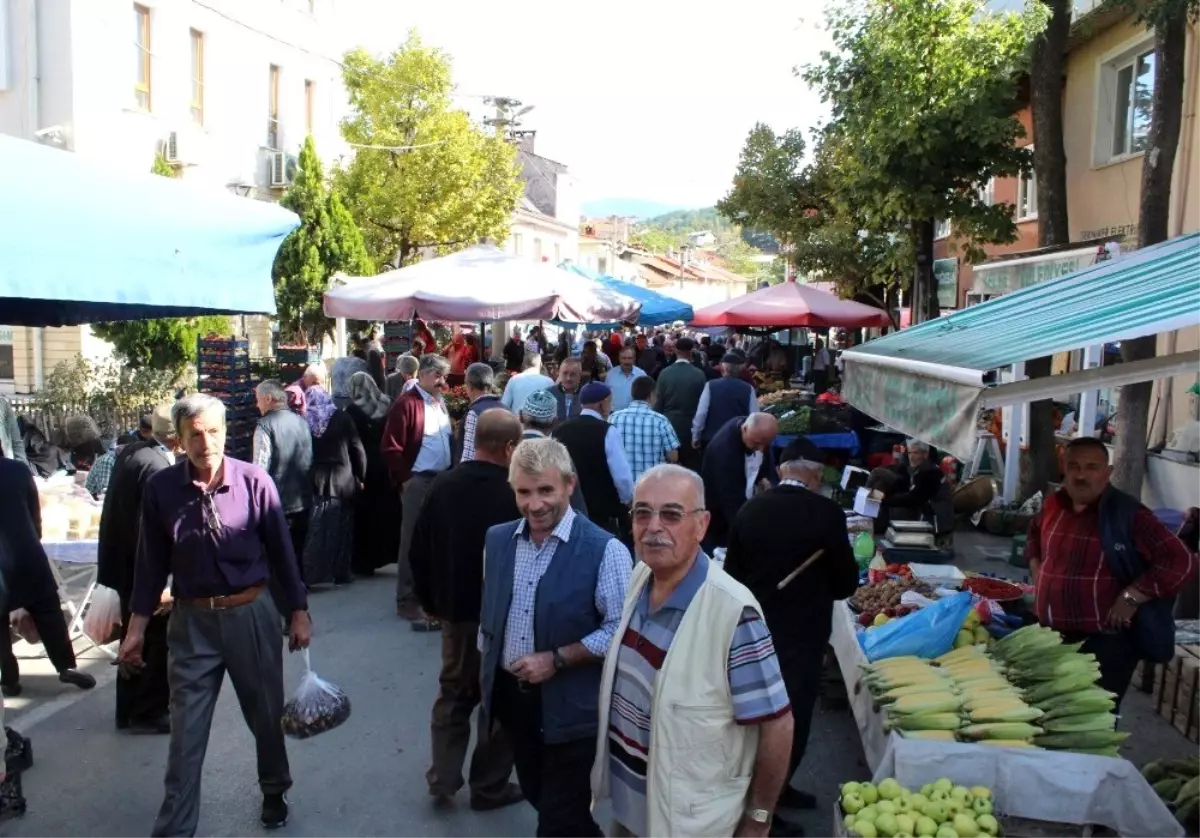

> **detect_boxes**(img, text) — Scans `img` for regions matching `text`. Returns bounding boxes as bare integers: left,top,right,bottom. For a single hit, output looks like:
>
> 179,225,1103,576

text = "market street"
1,568,876,837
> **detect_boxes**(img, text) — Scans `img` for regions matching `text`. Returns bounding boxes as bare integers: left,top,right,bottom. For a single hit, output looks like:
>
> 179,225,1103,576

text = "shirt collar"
415,384,441,404
780,478,809,490
581,408,604,421
182,457,230,493
640,551,710,616
513,506,577,543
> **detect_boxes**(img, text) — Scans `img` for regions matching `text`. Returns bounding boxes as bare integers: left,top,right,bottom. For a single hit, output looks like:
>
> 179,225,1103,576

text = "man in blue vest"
692,350,759,452
479,437,632,837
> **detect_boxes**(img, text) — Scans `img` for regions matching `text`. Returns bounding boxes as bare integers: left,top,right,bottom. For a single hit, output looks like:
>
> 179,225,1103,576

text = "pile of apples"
840,777,999,838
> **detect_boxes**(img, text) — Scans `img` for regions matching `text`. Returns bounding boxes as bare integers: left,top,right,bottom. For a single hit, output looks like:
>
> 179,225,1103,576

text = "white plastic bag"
281,650,351,739
83,585,123,645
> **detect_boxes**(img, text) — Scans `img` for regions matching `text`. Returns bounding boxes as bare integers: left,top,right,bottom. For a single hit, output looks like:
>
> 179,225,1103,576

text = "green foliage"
717,123,809,250
335,32,524,268
273,135,373,345
630,226,681,253
151,152,177,178
640,207,735,239
34,354,180,426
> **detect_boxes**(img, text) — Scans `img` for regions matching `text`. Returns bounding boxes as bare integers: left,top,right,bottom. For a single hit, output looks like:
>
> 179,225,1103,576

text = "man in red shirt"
1026,437,1196,707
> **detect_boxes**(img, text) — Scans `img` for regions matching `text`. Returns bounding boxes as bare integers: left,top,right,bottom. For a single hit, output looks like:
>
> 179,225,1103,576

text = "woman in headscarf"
345,371,401,577
302,386,365,585
284,383,307,416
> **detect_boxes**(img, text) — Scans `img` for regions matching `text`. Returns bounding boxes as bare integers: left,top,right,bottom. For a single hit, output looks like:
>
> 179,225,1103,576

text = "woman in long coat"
345,372,401,577
303,389,366,585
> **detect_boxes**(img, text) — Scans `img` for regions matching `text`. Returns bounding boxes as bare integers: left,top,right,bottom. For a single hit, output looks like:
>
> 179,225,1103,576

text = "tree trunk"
910,219,937,325
1020,0,1072,501
1112,5,1188,495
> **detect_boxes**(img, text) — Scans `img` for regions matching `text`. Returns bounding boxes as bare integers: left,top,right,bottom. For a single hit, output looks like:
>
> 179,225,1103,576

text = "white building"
0,0,347,393
504,137,579,267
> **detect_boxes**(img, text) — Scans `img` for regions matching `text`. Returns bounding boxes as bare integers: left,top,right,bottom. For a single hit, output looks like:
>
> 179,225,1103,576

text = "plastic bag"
83,585,122,645
281,650,350,739
8,611,38,646
858,591,973,662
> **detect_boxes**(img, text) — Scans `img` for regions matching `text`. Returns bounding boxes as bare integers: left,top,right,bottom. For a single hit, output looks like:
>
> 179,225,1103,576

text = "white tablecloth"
829,601,1181,837
42,540,98,564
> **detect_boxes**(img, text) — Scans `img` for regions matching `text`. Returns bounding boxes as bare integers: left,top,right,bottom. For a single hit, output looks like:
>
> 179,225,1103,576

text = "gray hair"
906,439,930,453
255,379,288,404
397,355,419,377
465,362,495,392
721,361,744,376
509,437,576,483
745,412,777,433
171,393,227,434
419,353,451,376
635,464,706,509
303,363,327,382
522,351,542,372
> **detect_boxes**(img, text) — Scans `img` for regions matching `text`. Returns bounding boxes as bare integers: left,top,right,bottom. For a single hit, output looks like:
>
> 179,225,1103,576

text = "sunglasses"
200,492,223,534
632,506,704,526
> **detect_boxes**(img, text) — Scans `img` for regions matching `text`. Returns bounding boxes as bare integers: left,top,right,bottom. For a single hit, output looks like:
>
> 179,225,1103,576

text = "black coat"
311,410,367,500
409,460,519,623
97,440,173,600
0,457,58,609
725,484,860,647
700,416,777,550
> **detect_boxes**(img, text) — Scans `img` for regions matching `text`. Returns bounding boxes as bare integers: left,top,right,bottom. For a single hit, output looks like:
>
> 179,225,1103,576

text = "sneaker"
59,670,96,690
261,793,288,829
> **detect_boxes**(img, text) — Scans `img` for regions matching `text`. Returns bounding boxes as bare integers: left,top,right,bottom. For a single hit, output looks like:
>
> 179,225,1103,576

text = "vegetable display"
840,777,999,838
1143,758,1200,833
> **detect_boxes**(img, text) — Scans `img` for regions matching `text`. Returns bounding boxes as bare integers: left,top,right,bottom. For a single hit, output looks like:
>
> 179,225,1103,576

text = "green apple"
909,794,930,812
976,814,999,837
944,802,963,819
844,793,866,815
921,784,935,798
879,778,905,801
859,806,880,824
953,813,979,838
969,786,991,802
922,802,947,823
932,778,954,794
935,827,959,838
929,789,949,804
895,797,914,814
843,782,863,798
875,812,899,837
896,833,914,838
950,786,972,803
877,801,897,816
916,816,939,837
845,814,858,831
896,814,916,835
861,783,880,805
972,797,993,817
855,820,879,838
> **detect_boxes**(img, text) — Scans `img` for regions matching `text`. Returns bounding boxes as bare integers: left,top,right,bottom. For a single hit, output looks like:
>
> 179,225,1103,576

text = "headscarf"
284,383,308,416
348,371,390,421
304,384,337,437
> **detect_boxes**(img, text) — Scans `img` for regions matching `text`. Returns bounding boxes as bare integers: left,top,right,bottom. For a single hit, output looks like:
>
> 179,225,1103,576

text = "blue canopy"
0,134,299,327
558,264,693,327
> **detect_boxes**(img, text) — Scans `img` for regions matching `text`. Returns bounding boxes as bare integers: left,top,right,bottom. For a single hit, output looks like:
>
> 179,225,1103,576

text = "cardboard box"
841,465,871,493
854,487,883,518
1173,654,1200,743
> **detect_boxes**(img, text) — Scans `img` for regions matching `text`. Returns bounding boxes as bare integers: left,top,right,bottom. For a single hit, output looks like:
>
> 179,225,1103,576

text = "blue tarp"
558,264,693,327
0,135,299,327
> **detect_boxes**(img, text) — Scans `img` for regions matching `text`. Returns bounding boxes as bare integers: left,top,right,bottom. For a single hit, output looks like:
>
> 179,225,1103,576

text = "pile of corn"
862,623,1125,754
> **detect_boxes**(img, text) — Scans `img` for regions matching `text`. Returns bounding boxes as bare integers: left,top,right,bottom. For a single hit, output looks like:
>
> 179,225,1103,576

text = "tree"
273,135,373,345
630,226,680,254
1022,0,1073,500
802,0,1046,323
335,32,524,268
92,153,230,371
1112,0,1199,493
717,123,810,254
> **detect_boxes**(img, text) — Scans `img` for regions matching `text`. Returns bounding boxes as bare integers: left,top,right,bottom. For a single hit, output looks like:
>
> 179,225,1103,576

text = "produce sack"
858,591,973,662
8,611,38,646
83,585,122,645
281,650,350,739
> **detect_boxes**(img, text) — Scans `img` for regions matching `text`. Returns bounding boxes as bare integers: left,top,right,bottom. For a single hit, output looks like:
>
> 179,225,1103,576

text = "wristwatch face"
748,808,771,824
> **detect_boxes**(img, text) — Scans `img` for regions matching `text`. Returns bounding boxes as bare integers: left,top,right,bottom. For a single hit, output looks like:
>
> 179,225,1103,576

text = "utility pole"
482,96,535,142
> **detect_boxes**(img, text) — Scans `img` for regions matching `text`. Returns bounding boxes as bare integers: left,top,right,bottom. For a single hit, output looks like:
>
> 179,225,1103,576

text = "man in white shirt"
811,339,831,395
501,351,555,414
606,346,647,412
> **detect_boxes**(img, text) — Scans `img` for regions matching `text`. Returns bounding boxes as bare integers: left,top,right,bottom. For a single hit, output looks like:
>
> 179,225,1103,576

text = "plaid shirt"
609,401,681,482
1026,489,1197,634
85,450,117,496
500,507,632,667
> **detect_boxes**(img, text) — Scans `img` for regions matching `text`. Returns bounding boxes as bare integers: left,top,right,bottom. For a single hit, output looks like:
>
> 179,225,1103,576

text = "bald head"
474,409,523,466
742,413,779,453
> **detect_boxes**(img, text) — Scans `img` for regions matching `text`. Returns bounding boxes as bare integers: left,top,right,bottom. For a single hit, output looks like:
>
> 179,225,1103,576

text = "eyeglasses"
200,492,223,534
631,506,705,526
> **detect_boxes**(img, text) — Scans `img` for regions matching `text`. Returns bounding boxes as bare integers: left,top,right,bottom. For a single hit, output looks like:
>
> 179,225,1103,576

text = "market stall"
560,264,694,326
688,277,892,329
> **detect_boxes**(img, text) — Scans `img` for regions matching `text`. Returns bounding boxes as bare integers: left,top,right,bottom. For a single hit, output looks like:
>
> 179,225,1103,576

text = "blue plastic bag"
858,591,973,662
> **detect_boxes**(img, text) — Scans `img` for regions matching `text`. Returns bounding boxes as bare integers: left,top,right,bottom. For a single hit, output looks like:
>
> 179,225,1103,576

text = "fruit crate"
1148,645,1200,744
834,802,1116,837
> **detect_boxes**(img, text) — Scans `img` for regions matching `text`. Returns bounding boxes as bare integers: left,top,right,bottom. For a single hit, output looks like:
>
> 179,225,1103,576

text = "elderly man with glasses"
591,464,795,838
120,393,311,836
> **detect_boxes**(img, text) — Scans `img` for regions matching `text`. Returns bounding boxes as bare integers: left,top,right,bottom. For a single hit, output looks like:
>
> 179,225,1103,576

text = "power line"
346,139,449,152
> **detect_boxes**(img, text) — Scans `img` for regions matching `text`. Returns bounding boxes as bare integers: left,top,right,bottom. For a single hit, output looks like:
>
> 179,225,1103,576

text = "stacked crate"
276,345,321,387
197,336,255,462
383,322,412,374
1143,645,1200,744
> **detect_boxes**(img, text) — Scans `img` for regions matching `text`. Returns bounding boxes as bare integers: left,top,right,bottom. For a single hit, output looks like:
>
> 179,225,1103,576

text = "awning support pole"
1001,362,1025,503
1076,344,1103,438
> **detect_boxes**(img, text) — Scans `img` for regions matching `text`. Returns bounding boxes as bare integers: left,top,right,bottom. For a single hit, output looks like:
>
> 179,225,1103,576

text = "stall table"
774,431,861,457
41,539,113,659
828,600,1181,836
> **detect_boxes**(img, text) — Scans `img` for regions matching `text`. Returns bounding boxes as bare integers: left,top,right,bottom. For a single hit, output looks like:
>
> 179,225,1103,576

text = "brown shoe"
470,783,525,811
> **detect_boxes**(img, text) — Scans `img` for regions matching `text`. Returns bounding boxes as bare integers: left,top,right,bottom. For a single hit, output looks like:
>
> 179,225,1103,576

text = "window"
533,238,543,262
189,30,204,125
267,65,281,149
1017,147,1037,220
978,178,995,207
553,243,561,265
934,219,951,240
511,233,523,256
304,80,314,136
598,257,607,274
0,345,12,381
1112,49,1155,158
133,4,151,110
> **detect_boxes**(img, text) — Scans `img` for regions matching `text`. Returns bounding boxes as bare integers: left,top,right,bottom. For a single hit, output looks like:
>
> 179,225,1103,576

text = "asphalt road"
0,569,872,837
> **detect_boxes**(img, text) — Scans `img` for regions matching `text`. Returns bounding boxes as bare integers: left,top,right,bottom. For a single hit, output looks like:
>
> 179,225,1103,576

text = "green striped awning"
850,232,1199,372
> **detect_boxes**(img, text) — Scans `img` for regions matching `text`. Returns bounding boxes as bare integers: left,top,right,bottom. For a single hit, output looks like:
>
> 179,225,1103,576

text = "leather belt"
180,585,263,611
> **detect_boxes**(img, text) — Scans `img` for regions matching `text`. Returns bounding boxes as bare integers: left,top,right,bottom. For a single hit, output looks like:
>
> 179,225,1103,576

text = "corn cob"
942,659,1003,674
1039,712,1116,734
952,672,1011,688
878,681,954,702
962,694,1027,712
1040,696,1116,720
958,722,1043,741
898,729,958,741
967,705,1044,724
886,712,964,732
1023,671,1104,705
1072,746,1121,757
1004,642,1086,668
889,694,963,716
936,646,986,666
1032,730,1130,750
976,739,1038,748
1175,776,1200,804
991,626,1063,659
1037,687,1117,711
865,673,945,692
1009,657,1101,685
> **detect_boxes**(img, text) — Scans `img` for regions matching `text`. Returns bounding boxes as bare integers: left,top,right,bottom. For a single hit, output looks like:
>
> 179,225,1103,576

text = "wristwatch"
552,648,567,672
747,808,772,825
1122,590,1142,609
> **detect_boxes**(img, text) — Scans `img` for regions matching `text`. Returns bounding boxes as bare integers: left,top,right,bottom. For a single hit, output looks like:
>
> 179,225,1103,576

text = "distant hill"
581,198,687,219
642,207,780,253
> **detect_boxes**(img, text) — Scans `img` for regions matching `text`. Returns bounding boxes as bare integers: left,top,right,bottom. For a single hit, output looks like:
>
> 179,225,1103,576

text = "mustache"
640,536,674,547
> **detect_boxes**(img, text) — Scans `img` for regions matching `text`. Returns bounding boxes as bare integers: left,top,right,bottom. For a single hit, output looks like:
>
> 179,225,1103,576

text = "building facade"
0,0,346,393
504,138,580,267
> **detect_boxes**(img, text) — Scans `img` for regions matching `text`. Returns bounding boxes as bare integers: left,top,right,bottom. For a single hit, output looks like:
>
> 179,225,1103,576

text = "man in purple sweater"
120,393,311,836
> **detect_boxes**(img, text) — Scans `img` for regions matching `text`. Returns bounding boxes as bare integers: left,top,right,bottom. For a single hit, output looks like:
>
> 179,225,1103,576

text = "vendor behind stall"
871,439,954,548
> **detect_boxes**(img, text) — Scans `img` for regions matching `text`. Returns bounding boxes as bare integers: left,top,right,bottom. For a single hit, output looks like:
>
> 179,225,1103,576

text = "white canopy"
323,244,641,324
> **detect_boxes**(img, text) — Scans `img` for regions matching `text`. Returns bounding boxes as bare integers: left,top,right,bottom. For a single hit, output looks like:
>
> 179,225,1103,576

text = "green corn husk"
1041,696,1116,720
958,722,1043,741
886,712,964,732
1033,730,1130,750
1038,687,1117,711
1039,712,1117,734
1023,671,1104,705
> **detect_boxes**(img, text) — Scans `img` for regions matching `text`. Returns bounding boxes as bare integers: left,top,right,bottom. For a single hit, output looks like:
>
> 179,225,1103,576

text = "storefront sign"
0,328,12,344
971,248,1098,296
934,258,958,309
1081,223,1138,243
841,358,982,460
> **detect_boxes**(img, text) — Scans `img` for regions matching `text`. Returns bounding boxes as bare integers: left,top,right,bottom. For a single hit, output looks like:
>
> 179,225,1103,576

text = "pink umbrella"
688,278,892,329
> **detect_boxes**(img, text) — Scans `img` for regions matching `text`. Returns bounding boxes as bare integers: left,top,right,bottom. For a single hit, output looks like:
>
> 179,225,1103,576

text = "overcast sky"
336,0,832,211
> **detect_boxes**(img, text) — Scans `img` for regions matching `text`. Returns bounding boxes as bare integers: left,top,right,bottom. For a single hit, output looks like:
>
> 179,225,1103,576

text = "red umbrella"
688,278,892,328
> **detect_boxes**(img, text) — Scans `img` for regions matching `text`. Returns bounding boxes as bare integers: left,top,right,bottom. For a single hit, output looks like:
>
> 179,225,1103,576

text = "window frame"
189,29,205,126
1110,48,1155,159
1016,146,1038,222
304,80,314,136
133,4,151,111
267,65,281,149
978,177,995,207
1093,35,1157,167
933,219,952,241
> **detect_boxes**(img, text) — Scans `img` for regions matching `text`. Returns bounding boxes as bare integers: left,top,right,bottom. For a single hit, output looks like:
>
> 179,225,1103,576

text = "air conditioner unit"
164,131,188,165
269,151,292,188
